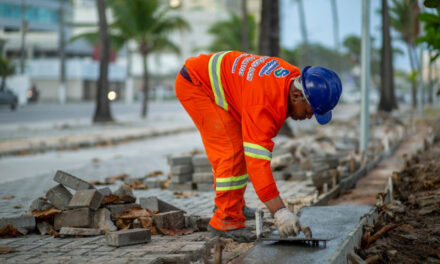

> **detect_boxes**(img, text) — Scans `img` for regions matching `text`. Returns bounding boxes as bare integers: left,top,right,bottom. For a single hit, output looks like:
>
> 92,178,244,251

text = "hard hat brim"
314,111,332,125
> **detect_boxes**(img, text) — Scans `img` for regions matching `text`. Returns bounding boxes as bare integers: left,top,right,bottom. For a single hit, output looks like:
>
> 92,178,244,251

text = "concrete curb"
0,126,196,157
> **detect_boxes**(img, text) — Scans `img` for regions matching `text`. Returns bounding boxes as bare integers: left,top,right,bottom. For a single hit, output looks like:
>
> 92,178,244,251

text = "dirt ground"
357,134,440,263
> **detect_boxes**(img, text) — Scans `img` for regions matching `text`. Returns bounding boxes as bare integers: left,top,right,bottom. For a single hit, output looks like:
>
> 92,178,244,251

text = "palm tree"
0,56,15,91
389,0,420,107
94,0,113,123
109,0,189,118
207,12,257,53
259,0,280,57
379,0,397,112
241,0,249,52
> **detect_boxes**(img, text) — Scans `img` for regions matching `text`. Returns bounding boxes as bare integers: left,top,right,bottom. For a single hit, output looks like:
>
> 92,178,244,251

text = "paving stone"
143,175,167,188
196,183,213,191
192,154,211,166
171,173,192,183
0,215,35,231
54,170,95,190
169,182,194,191
194,165,213,173
153,210,185,229
54,208,92,230
185,215,210,231
37,221,50,235
97,187,112,197
139,196,183,213
171,164,193,175
59,227,103,237
114,185,136,203
29,198,52,212
105,203,140,218
69,189,103,210
105,229,151,247
168,155,193,166
192,172,214,183
93,208,117,232
46,184,72,210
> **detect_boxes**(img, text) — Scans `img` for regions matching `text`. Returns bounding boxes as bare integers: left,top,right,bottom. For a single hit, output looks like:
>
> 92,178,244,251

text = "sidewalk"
0,108,196,157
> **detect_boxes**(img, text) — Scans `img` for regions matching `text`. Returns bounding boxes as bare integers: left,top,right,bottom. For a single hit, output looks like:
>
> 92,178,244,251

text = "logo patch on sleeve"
259,59,279,76
274,67,290,77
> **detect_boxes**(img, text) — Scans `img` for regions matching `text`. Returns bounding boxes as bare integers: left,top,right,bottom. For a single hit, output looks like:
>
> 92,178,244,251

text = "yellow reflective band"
208,51,230,111
216,174,248,183
243,142,272,161
216,182,248,191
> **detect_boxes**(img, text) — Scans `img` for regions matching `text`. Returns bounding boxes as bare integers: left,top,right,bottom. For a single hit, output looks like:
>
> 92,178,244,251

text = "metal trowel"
255,209,329,248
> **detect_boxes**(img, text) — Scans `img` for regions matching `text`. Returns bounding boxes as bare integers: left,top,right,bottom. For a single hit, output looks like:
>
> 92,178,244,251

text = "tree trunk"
259,0,293,137
407,44,418,108
241,0,248,52
141,53,149,118
93,0,113,123
427,51,433,104
259,0,279,57
378,0,397,112
1,76,5,91
59,0,66,104
297,0,309,66
330,0,340,73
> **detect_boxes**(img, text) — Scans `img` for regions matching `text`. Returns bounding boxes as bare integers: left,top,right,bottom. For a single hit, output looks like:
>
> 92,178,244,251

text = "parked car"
0,89,18,110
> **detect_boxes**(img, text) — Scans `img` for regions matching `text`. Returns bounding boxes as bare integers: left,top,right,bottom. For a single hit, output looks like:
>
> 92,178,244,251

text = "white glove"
274,208,301,237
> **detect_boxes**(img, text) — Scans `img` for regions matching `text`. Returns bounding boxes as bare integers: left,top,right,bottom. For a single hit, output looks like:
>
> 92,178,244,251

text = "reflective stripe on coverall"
175,51,300,230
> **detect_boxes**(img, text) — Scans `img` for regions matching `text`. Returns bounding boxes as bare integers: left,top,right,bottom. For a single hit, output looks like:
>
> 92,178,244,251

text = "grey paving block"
194,165,212,173
192,154,211,166
171,173,192,183
114,185,136,203
169,182,194,191
185,215,210,231
69,189,103,210
98,187,112,197
54,208,93,230
54,170,95,190
195,183,213,191
192,172,214,183
153,210,185,229
139,196,183,213
270,153,294,170
171,164,193,175
105,229,151,247
105,203,140,218
93,208,117,232
0,215,35,230
59,227,103,237
143,175,167,188
46,184,73,210
168,155,193,166
29,197,53,212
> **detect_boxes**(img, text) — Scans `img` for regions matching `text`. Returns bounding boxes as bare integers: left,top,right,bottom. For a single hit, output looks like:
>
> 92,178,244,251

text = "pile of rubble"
0,170,209,247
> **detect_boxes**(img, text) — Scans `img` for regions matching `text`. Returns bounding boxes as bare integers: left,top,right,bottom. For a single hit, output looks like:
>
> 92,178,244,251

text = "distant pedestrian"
175,51,342,242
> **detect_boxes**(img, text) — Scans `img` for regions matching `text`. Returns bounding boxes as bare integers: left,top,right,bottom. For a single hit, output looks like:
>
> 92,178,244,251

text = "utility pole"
20,0,26,74
59,0,66,104
360,0,371,156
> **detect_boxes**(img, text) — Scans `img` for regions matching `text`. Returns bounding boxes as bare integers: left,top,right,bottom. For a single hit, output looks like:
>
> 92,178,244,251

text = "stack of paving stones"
168,155,195,191
191,153,214,191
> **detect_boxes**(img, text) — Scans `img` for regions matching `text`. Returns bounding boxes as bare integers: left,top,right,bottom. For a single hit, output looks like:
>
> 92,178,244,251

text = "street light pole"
58,0,66,104
360,0,371,157
20,0,26,74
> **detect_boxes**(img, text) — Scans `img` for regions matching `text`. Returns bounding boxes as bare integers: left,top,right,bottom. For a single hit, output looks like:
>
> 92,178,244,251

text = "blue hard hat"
301,66,342,125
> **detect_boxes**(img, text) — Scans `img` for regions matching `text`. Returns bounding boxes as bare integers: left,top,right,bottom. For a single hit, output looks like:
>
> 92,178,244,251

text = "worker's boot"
212,205,257,220
207,225,256,243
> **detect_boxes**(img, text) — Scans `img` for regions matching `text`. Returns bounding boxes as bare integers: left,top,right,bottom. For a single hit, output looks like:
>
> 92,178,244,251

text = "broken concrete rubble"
29,197,53,212
37,221,50,235
93,208,117,232
105,203,140,218
153,210,185,229
113,185,136,203
139,196,183,213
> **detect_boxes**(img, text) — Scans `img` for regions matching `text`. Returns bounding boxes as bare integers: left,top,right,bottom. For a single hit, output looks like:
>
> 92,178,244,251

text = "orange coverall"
175,51,300,231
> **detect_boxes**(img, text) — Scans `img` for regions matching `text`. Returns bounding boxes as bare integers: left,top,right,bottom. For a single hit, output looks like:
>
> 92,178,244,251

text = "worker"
175,51,342,242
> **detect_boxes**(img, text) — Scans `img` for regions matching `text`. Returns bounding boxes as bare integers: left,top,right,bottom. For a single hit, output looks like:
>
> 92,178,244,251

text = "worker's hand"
274,208,301,237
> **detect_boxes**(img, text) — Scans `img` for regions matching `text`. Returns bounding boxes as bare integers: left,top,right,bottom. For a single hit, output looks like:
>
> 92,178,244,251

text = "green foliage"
390,0,420,45
423,0,440,8
416,8,440,62
206,12,257,53
108,0,190,55
0,56,15,90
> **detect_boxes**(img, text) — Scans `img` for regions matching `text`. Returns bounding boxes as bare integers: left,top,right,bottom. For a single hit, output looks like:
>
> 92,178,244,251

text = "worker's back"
184,51,300,123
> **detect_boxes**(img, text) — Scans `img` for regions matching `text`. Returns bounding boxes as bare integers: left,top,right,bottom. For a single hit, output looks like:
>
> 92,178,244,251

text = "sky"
280,0,411,72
